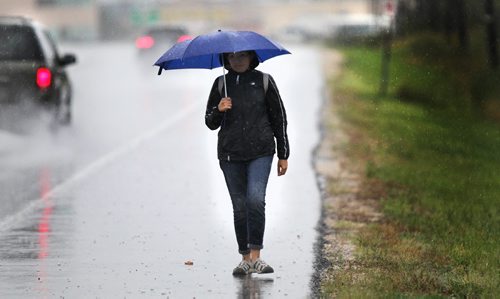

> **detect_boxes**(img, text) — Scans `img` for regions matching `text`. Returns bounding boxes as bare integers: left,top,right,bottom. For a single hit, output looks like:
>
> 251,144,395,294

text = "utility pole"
379,0,396,96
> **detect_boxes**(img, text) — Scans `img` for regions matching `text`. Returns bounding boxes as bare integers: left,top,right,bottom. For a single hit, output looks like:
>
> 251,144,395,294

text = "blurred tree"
444,0,454,41
385,0,499,111
396,0,472,49
417,0,440,31
456,0,469,50
485,0,499,68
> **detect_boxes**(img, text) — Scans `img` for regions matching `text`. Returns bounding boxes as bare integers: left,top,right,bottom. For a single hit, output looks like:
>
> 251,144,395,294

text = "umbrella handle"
221,53,228,97
223,68,228,97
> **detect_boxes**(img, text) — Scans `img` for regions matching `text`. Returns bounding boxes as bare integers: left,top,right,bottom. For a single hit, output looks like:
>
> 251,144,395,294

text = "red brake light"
177,35,193,42
36,67,52,89
136,35,155,49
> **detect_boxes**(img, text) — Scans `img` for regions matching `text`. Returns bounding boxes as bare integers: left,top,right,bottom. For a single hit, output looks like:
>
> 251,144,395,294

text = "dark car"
0,16,76,128
135,25,189,58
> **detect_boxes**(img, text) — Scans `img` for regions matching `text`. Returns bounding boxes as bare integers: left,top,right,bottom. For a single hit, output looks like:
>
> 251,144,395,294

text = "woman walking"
205,50,289,275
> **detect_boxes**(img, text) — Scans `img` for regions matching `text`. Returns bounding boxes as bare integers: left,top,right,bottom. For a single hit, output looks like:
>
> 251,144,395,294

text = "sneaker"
251,259,274,274
232,260,252,276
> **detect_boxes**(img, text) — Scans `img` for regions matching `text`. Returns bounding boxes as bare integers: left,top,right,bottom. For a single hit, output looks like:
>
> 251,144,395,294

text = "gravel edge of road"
309,49,382,298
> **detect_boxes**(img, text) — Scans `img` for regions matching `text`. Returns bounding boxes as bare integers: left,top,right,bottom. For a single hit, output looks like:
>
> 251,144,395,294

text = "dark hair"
221,50,260,70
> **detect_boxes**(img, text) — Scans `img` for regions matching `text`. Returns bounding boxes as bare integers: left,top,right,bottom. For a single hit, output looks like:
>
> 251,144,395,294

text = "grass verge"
321,37,500,297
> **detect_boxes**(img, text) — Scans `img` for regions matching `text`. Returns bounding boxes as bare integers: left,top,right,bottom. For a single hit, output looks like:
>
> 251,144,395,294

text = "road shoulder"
311,49,382,297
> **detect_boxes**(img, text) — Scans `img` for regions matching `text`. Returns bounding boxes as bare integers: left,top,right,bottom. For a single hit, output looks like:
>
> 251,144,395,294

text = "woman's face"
227,51,252,73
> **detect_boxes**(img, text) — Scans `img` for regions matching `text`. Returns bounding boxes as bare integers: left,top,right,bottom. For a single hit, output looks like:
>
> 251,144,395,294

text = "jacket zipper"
225,75,238,163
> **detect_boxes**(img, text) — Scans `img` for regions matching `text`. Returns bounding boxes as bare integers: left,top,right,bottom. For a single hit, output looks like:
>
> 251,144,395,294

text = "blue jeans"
219,155,273,255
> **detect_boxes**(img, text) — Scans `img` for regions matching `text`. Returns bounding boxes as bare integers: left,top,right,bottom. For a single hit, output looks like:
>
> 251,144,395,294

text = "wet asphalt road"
0,42,323,298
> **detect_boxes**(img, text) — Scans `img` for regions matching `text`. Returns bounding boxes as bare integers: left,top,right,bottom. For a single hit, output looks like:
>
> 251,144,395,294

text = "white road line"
0,102,199,232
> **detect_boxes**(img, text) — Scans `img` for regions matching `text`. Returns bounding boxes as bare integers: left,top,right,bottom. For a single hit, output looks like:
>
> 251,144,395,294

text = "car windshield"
0,25,43,61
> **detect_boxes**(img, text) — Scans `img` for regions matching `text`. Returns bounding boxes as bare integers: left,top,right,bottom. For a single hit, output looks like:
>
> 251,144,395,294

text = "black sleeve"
205,78,224,130
266,75,290,160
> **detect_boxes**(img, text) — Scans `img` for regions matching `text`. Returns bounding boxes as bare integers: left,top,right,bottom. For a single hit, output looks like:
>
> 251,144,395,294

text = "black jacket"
205,69,289,162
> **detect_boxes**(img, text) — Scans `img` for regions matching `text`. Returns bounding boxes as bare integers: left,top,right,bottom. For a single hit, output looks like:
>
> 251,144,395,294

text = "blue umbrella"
154,39,222,71
154,30,290,96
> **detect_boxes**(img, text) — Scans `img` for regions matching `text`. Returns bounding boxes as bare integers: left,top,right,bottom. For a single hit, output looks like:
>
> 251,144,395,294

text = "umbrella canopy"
153,39,220,71
154,30,290,73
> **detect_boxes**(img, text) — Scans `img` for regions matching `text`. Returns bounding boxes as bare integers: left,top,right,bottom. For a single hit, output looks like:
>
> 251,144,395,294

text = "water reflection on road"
235,276,275,298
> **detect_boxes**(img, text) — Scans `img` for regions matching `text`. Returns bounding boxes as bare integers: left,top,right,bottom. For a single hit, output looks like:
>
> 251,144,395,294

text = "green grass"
321,36,500,297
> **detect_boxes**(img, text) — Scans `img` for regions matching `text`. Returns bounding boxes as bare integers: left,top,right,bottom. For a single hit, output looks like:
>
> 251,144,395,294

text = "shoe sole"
232,268,250,276
257,271,273,274
255,267,274,274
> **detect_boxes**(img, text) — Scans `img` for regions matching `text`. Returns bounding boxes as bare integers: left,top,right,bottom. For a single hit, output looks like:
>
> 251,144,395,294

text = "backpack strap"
262,72,269,94
217,73,269,96
218,75,224,96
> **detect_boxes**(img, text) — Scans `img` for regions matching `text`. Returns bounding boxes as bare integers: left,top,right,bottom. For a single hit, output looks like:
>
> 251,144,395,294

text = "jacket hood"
220,50,260,71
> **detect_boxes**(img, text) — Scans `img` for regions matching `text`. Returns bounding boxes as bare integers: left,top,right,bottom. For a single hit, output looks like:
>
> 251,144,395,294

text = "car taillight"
136,35,155,49
177,35,193,42
36,67,52,89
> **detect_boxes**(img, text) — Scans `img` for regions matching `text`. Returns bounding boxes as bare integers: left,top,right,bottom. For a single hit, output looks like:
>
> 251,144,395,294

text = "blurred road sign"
131,8,159,26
